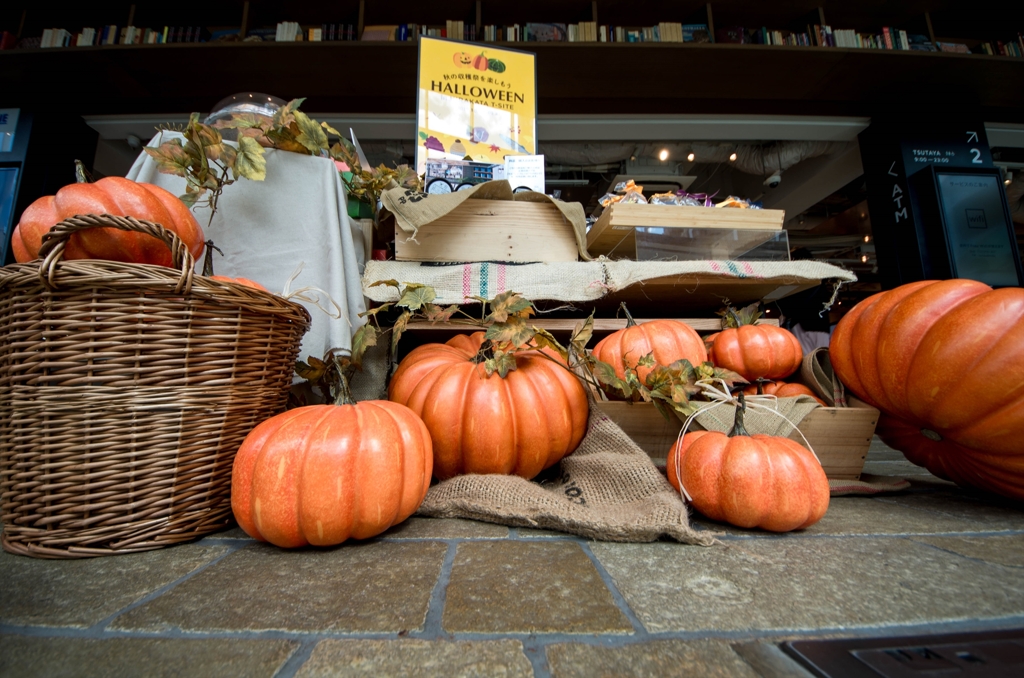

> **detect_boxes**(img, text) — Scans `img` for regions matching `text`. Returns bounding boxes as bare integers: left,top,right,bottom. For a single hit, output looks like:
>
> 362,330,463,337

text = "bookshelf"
1,2,1021,119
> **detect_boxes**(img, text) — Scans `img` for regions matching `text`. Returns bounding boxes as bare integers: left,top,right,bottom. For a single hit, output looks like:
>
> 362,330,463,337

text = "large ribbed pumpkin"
11,176,204,266
388,332,588,480
829,279,990,417
710,324,803,382
666,396,829,532
231,400,433,548
592,318,707,388
830,280,1023,453
904,287,1024,456
876,415,1024,501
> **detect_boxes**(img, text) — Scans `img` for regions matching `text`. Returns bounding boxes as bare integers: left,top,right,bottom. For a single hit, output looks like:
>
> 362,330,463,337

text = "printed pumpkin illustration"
472,53,489,71
488,58,507,73
453,52,472,67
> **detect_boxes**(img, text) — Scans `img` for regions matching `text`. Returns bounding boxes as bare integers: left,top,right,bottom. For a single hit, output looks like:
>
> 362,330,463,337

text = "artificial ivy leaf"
483,350,518,378
295,356,327,383
178,192,199,208
350,324,378,368
219,113,264,129
486,291,533,323
329,139,361,171
359,303,393,318
637,352,656,369
718,301,762,328
392,164,421,190
590,359,633,399
530,327,568,361
213,143,237,168
368,279,401,289
193,123,222,148
397,284,435,311
485,316,535,348
320,121,342,137
390,310,412,365
570,312,595,357
144,140,191,177
235,136,267,181
273,97,306,127
423,303,459,323
265,126,308,154
294,110,329,153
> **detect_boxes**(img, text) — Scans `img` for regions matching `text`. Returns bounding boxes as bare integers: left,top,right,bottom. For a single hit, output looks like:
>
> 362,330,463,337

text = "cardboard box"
595,398,879,480
587,203,786,259
394,199,580,263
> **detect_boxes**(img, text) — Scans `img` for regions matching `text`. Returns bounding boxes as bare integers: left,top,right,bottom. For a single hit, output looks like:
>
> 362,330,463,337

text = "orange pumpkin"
231,399,433,548
452,51,472,67
829,279,989,417
591,312,707,395
388,332,588,480
741,380,825,407
903,287,1024,456
472,53,489,71
830,280,1024,454
209,275,268,292
666,395,829,532
876,414,1024,500
710,324,803,382
11,176,205,267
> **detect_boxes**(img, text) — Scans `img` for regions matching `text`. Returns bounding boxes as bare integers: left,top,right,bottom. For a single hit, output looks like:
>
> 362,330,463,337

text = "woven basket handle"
37,214,195,292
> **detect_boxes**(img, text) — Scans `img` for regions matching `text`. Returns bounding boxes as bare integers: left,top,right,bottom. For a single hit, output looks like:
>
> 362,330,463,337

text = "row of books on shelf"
37,25,207,47
973,36,1023,57
357,22,711,43
719,24,928,50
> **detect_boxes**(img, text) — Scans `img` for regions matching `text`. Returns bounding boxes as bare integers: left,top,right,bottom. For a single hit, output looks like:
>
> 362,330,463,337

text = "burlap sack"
380,180,592,261
798,346,846,407
416,398,716,545
690,396,822,438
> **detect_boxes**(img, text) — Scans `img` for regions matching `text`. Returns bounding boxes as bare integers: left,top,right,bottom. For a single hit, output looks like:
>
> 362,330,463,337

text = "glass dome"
204,93,286,139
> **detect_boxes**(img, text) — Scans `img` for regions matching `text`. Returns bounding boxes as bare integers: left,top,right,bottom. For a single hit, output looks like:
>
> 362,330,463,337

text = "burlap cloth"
380,180,592,261
417,396,716,546
364,259,856,305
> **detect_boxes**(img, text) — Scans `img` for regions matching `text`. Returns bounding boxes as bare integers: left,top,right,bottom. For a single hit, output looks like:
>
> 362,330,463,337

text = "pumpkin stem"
201,240,224,276
471,339,495,364
619,302,638,328
74,159,92,184
332,369,356,407
755,378,767,396
728,391,751,438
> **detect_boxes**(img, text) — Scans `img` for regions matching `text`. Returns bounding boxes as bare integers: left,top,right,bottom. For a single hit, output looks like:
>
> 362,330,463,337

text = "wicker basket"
0,215,311,558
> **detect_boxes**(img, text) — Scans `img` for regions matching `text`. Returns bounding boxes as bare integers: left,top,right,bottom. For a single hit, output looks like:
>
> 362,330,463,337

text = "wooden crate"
587,202,785,259
595,398,879,480
395,200,579,263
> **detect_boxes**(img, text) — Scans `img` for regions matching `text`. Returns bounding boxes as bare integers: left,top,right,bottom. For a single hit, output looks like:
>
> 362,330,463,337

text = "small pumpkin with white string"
667,392,830,532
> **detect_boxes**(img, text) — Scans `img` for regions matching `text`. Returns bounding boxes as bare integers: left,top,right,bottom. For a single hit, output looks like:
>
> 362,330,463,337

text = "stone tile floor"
2,438,1023,677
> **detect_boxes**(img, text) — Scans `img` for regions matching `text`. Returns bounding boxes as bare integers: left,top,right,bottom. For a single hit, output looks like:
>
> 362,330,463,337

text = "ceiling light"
687,152,695,162
860,212,866,219
658,149,669,161
864,235,870,242
1005,171,1013,186
729,152,737,162
861,255,869,263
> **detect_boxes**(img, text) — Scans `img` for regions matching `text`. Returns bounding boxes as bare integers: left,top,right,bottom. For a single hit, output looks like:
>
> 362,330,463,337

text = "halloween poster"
415,37,537,193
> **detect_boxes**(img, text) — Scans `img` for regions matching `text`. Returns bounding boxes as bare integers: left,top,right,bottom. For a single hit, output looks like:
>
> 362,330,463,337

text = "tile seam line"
5,615,1024,644
88,542,249,634
577,541,650,636
910,539,1024,569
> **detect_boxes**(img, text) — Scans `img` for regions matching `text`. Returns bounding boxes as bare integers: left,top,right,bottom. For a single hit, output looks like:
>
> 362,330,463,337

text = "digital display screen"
0,166,20,264
936,173,1020,287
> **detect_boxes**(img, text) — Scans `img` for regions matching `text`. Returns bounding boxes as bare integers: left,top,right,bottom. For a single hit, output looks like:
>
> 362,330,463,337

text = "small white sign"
0,109,19,153
504,154,545,194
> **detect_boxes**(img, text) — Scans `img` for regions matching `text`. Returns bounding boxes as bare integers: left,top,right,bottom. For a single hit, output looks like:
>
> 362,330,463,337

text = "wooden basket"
0,215,311,558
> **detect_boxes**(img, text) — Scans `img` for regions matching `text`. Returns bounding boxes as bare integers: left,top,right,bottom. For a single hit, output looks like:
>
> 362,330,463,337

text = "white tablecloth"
127,132,366,363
